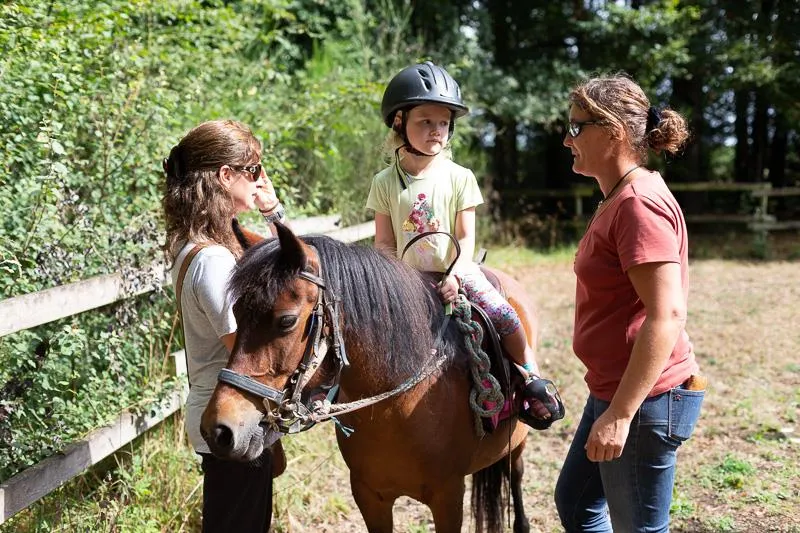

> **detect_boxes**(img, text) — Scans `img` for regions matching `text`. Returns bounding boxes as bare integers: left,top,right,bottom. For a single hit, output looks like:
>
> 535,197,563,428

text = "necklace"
598,165,640,207
586,165,641,229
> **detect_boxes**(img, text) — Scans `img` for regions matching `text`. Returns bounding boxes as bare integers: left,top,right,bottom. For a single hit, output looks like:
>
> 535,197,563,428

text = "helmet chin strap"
401,142,436,157
394,145,434,190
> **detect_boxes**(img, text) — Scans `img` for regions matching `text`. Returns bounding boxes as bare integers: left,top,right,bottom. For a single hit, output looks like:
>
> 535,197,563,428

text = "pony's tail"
471,458,508,533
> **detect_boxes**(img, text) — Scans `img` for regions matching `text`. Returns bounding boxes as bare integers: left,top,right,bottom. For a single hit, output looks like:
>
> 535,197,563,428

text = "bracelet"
261,204,286,224
259,200,281,214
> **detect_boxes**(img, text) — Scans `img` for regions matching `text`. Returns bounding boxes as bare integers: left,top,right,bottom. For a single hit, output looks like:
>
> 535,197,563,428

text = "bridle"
216,236,458,436
217,255,350,435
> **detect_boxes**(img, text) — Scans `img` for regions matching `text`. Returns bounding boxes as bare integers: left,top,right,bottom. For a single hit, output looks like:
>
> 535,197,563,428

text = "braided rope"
452,295,505,437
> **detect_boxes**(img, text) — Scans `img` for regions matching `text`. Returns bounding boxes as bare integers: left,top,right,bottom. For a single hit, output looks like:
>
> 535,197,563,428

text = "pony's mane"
228,235,460,383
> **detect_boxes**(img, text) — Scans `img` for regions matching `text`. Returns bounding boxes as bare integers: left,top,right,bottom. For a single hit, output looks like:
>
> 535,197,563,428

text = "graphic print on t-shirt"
401,193,441,271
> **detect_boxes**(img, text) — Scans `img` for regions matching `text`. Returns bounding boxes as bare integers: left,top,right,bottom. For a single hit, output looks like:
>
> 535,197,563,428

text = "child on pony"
366,61,564,429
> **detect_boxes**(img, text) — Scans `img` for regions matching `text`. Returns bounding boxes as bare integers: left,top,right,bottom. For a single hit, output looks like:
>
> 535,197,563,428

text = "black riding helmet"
380,61,469,138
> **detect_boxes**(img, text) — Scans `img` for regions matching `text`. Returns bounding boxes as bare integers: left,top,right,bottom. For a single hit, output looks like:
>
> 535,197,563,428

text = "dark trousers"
200,449,273,533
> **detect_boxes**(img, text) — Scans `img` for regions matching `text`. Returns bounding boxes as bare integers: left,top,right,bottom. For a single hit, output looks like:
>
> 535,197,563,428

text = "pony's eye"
278,315,298,330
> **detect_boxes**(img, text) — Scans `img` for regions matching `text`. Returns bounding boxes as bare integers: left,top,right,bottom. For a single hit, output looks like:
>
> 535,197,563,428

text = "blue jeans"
555,384,704,532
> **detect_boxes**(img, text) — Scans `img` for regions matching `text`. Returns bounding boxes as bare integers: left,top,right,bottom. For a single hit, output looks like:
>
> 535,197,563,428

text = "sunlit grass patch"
706,514,737,532
484,244,577,270
670,492,696,519
271,426,351,532
711,454,756,490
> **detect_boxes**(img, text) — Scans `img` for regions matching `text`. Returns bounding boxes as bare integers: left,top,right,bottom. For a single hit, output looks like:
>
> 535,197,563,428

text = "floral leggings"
457,267,521,337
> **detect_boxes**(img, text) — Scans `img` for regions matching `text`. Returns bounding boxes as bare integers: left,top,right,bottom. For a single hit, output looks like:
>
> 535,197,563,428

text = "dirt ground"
272,247,800,533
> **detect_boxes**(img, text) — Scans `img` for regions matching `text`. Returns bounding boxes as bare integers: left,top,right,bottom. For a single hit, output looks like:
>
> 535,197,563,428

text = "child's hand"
255,173,280,213
437,274,459,304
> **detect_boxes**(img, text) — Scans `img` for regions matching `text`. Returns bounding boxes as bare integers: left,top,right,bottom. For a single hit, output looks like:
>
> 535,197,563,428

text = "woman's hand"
437,274,459,304
585,408,632,462
255,172,280,213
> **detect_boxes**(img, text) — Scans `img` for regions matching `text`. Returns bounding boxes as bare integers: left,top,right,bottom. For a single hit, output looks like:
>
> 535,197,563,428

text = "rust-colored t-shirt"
572,171,698,402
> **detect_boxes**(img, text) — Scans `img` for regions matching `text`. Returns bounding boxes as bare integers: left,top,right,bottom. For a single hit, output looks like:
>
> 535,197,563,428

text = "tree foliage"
0,0,411,481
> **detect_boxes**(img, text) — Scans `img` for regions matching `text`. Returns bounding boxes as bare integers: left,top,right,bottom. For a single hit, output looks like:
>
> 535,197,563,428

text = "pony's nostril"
213,424,234,449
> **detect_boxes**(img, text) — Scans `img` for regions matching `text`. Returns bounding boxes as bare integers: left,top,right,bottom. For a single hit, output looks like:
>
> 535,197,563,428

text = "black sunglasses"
229,164,262,181
567,120,604,138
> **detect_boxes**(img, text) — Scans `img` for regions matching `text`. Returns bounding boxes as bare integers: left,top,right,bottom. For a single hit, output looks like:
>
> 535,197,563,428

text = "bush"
0,0,430,481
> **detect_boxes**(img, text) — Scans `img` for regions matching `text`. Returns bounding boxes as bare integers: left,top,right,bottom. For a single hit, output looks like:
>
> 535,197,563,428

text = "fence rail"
0,215,375,525
0,215,343,337
506,182,800,231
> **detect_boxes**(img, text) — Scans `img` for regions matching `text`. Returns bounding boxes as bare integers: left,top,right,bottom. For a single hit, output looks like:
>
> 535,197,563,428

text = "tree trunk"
670,75,705,183
486,0,519,218
769,112,788,188
733,90,750,183
750,91,769,182
491,118,519,201
749,0,775,183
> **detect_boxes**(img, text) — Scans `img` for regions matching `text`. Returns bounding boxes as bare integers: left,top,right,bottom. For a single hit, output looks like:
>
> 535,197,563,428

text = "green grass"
707,515,737,532
484,244,577,269
271,426,352,532
713,454,756,490
670,492,696,519
1,419,203,533
4,244,800,532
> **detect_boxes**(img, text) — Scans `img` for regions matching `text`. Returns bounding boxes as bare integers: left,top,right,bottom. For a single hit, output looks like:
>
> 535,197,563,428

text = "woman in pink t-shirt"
554,75,706,532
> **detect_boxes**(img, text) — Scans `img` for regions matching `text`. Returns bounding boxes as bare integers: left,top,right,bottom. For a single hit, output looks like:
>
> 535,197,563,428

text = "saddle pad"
481,378,514,430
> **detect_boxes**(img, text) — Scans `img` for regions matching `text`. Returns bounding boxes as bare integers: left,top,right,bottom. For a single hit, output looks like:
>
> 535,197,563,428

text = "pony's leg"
508,441,530,533
351,476,395,533
428,479,466,533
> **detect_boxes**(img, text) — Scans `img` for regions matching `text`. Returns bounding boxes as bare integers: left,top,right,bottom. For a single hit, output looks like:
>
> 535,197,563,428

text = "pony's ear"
232,218,266,250
274,221,307,271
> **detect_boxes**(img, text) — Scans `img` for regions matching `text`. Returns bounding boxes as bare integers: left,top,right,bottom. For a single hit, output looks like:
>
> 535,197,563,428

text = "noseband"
217,259,350,434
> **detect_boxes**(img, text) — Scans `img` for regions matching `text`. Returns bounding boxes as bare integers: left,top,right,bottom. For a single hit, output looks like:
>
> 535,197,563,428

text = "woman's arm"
260,205,288,235
585,261,686,462
374,212,397,256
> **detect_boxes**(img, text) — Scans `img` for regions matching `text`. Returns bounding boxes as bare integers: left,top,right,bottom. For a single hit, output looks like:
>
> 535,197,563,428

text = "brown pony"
200,223,537,533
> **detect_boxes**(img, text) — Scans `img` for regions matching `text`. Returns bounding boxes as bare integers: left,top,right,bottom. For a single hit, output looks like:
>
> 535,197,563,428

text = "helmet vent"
417,67,433,91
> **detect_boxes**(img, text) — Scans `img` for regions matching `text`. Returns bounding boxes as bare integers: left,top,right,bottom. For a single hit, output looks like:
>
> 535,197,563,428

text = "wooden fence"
2,182,798,523
504,182,800,232
0,216,376,525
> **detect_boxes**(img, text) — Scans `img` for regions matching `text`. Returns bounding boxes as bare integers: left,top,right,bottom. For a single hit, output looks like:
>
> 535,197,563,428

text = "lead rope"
452,295,504,437
307,351,448,424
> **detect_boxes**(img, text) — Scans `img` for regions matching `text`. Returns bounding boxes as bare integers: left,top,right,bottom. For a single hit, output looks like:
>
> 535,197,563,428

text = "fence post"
758,185,770,220
574,190,583,218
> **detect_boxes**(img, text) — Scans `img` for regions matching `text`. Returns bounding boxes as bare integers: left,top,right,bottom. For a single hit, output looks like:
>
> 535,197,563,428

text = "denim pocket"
668,388,705,442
